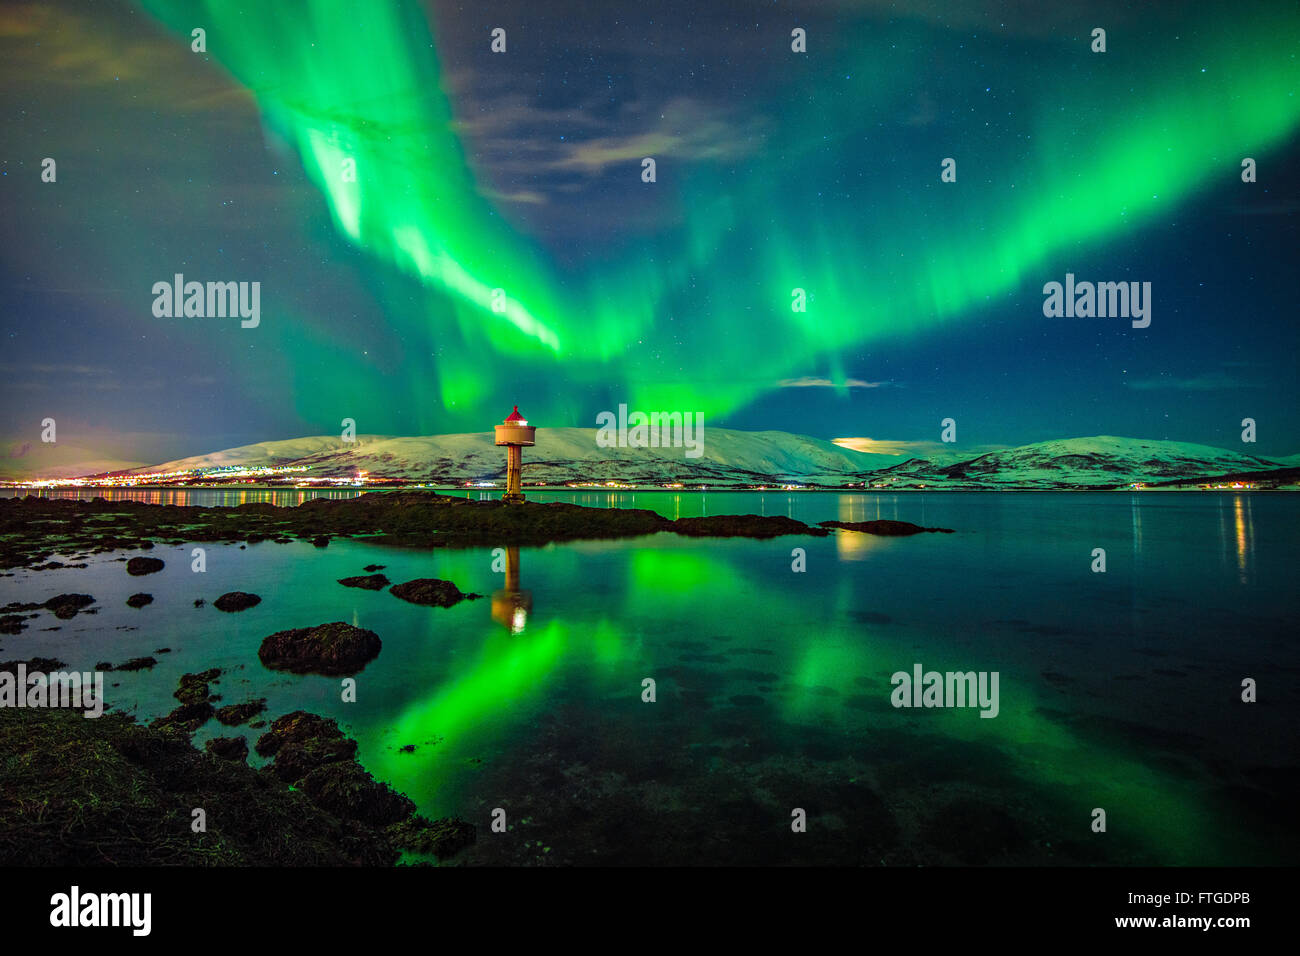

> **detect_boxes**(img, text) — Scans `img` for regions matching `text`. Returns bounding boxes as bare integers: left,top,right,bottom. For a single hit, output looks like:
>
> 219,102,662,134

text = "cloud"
777,377,890,389
1126,371,1263,391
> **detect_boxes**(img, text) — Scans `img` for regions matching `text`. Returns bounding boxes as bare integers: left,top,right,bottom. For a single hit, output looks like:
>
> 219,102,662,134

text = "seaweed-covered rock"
673,514,829,539
338,574,390,590
205,736,249,762
175,668,221,705
389,578,482,608
215,699,267,726
296,760,415,826
126,556,165,576
819,519,955,535
126,593,153,609
257,622,381,675
387,815,477,859
213,591,261,612
254,711,347,756
43,594,96,619
0,656,67,675
255,711,358,782
150,701,214,733
113,657,158,672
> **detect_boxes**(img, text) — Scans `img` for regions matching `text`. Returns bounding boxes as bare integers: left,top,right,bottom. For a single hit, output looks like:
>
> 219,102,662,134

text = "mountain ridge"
73,429,1298,490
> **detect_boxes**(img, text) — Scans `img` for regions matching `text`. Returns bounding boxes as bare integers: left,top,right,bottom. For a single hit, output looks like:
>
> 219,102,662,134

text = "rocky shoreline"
0,492,928,571
0,700,473,866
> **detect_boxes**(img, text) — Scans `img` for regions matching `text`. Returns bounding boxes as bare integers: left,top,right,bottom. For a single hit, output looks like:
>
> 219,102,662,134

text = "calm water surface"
2,491,1295,865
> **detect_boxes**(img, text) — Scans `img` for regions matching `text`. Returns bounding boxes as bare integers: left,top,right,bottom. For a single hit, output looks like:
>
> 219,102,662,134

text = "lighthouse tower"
494,406,536,504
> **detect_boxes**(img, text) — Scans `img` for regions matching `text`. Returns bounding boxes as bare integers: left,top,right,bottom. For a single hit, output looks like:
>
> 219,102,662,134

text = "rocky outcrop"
389,578,482,607
258,623,381,675
819,519,955,535
214,591,261,612
338,574,390,590
126,556,165,576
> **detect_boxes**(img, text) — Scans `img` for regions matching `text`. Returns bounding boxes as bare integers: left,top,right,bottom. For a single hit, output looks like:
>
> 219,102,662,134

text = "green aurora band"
138,0,1300,427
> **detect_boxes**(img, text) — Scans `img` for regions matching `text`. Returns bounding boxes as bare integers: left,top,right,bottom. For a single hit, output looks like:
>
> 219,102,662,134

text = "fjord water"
3,491,1295,865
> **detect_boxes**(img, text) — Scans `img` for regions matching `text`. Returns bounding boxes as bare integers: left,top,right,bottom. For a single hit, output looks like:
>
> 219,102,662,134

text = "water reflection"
2,486,362,508
490,546,533,633
1234,494,1254,584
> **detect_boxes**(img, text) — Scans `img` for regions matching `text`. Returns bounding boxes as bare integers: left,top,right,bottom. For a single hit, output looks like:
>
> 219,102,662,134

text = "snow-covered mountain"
864,436,1292,488
131,428,900,485
118,430,1298,489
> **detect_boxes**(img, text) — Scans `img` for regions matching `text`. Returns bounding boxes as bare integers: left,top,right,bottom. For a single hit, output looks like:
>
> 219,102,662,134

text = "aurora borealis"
2,0,1298,466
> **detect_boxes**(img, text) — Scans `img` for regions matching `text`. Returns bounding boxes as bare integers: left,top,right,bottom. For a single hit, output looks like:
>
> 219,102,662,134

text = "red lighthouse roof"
504,405,527,423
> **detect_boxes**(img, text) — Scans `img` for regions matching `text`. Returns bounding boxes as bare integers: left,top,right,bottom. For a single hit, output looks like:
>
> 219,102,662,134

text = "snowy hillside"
117,430,1298,489
867,436,1289,488
133,427,898,485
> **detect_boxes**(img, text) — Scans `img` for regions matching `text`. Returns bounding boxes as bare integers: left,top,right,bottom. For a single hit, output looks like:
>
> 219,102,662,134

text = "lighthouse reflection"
490,545,533,633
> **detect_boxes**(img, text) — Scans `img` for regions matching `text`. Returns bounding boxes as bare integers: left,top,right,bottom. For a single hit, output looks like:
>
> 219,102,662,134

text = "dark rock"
0,656,67,675
296,761,415,826
125,593,153,609
819,519,955,535
43,594,96,619
193,599,205,608
363,565,386,572
338,573,389,590
0,615,26,635
388,815,476,859
151,701,213,733
254,711,348,757
175,669,221,705
126,556,165,576
258,623,381,676
213,591,261,613
255,711,359,783
215,699,267,726
115,657,158,671
205,736,249,762
673,514,829,539
389,578,482,608
312,536,330,548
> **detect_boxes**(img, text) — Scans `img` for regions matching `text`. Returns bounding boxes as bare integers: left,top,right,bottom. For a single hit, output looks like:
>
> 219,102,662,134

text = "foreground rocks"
0,708,467,865
258,622,381,675
389,578,482,607
254,711,475,853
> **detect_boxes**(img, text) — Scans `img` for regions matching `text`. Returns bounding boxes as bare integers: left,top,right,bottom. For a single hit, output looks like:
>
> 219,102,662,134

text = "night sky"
2,0,1298,472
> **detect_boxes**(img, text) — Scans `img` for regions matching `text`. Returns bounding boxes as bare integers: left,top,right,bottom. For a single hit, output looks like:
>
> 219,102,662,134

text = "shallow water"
2,492,1295,865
